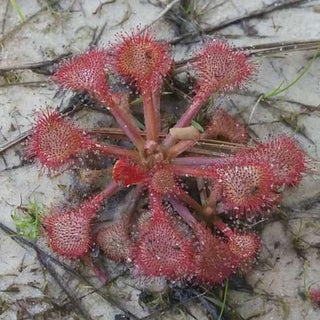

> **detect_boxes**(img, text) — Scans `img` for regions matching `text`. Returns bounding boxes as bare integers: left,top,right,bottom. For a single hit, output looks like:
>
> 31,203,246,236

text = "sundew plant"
26,27,308,287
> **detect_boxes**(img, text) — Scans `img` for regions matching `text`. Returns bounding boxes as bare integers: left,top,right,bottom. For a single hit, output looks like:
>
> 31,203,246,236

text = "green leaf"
191,120,205,133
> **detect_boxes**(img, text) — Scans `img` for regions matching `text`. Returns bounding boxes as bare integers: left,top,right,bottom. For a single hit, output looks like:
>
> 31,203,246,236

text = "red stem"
167,128,216,159
213,219,234,239
99,93,145,152
173,156,224,166
176,188,203,213
169,164,214,178
82,255,108,284
79,181,120,220
99,180,120,200
162,95,206,149
149,193,166,220
90,141,138,160
142,90,159,142
167,140,196,159
169,198,197,227
152,88,161,134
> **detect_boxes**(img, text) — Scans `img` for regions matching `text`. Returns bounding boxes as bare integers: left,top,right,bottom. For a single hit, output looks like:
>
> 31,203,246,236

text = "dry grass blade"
244,39,320,56
0,81,47,88
0,222,141,320
0,53,72,76
0,96,89,156
0,125,246,157
143,0,181,30
0,130,30,155
0,222,91,319
88,128,247,154
37,251,93,320
0,8,46,46
139,291,207,320
0,40,317,77
175,39,320,69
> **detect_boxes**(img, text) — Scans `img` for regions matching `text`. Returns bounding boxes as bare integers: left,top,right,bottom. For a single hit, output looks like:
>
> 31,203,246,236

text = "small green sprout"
263,49,318,101
11,200,45,241
9,0,26,22
248,48,319,124
218,279,229,320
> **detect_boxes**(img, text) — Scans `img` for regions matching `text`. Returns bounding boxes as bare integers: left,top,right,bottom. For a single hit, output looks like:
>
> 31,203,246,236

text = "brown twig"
169,0,309,44
92,0,116,15
1,0,10,36
90,21,109,46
